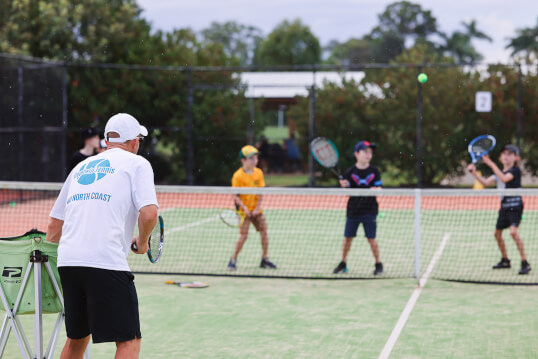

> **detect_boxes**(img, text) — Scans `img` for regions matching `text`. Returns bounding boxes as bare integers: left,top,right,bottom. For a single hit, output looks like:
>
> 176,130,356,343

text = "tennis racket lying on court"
131,215,164,263
468,135,496,164
219,208,245,227
165,280,209,289
310,137,343,179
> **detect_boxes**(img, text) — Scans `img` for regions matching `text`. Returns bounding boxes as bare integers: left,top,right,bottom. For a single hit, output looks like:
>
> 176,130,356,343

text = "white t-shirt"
50,148,158,271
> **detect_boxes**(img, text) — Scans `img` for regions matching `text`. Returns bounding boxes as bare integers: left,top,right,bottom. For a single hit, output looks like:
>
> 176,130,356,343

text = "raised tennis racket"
131,215,164,263
219,208,245,227
468,135,496,164
310,137,342,179
165,280,209,288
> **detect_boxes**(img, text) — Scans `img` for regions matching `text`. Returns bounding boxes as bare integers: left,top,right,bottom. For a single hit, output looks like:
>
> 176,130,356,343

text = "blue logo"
74,159,115,185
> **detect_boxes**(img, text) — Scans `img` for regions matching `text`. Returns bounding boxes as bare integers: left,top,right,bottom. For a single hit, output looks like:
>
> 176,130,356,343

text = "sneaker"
333,261,347,274
519,260,531,275
228,259,237,271
374,262,384,275
260,258,277,269
492,258,511,269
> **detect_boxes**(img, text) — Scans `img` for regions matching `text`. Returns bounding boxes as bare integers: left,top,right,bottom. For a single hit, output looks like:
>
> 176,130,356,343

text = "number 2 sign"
475,91,492,112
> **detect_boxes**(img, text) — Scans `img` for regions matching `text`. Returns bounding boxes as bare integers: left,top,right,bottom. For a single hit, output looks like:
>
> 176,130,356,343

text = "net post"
413,188,421,282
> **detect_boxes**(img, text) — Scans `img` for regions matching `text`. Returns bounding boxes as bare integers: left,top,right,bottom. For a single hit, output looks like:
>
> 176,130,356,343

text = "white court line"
378,232,451,359
165,215,220,235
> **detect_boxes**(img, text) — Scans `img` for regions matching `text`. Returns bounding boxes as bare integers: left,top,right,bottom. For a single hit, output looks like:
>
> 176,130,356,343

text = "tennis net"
1,181,538,284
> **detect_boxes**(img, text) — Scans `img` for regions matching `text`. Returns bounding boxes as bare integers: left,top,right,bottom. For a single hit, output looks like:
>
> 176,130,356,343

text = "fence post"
416,66,423,188
247,97,255,145
308,71,316,187
517,64,522,148
17,64,24,181
186,68,194,185
414,188,421,281
61,66,68,180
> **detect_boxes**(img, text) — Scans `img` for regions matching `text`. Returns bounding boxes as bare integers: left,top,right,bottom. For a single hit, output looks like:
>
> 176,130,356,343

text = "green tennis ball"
9,202,16,207
417,73,428,83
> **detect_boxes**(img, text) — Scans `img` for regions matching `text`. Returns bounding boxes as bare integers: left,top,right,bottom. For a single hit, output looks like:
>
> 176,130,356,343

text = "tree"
440,20,492,64
506,18,538,58
324,37,374,65
373,1,439,39
0,0,154,63
287,44,538,186
254,19,321,66
368,0,439,61
0,0,263,184
201,21,263,66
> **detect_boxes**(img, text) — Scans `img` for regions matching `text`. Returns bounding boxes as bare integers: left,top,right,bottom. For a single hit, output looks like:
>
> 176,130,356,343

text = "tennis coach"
46,113,158,359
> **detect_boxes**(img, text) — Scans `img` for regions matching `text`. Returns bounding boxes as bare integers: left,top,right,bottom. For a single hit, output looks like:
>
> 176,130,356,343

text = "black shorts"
496,207,523,230
58,266,141,343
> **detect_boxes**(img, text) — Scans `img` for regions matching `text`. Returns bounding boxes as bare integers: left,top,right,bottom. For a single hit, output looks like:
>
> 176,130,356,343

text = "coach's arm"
46,217,64,243
131,204,158,254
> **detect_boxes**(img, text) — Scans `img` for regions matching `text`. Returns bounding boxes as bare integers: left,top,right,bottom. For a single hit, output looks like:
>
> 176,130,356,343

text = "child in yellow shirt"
228,145,277,270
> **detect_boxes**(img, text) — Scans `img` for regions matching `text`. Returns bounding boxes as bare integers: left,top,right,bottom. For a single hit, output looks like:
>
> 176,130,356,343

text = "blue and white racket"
468,135,496,164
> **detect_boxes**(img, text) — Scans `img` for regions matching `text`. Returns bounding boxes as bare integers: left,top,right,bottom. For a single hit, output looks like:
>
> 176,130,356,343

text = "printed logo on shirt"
74,158,115,185
351,173,375,186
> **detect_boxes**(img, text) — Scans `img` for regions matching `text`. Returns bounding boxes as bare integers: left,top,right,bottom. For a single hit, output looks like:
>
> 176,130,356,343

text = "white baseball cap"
104,113,148,143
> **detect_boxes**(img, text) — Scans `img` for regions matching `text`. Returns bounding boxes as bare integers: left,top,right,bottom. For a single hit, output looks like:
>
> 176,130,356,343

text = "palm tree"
506,18,538,57
440,20,492,64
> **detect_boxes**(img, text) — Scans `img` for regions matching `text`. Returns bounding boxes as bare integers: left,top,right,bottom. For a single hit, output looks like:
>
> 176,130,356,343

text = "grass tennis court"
4,275,538,358
3,188,538,358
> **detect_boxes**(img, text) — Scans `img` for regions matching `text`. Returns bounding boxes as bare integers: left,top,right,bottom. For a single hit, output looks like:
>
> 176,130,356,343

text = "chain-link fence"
1,53,536,185
0,55,67,181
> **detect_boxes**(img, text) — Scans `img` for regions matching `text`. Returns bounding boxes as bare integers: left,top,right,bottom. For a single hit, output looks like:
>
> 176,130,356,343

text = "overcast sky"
136,0,537,64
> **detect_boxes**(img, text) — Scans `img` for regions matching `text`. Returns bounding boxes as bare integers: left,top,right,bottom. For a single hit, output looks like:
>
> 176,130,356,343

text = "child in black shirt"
468,144,530,275
333,141,383,275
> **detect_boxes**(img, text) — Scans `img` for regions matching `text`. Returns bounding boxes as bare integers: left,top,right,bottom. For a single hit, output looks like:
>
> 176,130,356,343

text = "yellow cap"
239,145,259,159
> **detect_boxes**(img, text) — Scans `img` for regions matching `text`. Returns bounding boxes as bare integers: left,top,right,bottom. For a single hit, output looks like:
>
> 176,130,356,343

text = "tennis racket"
165,280,209,288
131,214,164,263
310,137,342,179
219,208,245,227
468,135,496,164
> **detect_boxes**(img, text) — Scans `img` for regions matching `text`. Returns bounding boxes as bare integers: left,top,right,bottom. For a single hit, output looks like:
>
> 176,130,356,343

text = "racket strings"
221,209,241,226
471,139,494,154
311,139,339,168
148,221,163,261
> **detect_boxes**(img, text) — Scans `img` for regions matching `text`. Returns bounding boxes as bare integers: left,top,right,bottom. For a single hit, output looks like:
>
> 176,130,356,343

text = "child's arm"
233,194,250,216
252,195,263,215
482,155,514,183
371,169,382,189
467,163,496,187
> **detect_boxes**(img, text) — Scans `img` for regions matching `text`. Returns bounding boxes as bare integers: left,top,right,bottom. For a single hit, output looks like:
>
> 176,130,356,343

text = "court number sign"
475,91,492,112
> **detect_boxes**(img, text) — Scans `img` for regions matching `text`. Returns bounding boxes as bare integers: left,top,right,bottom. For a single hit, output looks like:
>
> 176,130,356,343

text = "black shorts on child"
496,207,523,230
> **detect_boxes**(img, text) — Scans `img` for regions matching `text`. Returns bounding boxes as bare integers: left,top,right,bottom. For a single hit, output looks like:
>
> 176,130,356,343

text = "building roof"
239,71,366,98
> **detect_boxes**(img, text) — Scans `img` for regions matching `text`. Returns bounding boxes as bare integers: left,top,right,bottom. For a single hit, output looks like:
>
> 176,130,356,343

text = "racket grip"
131,242,138,251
